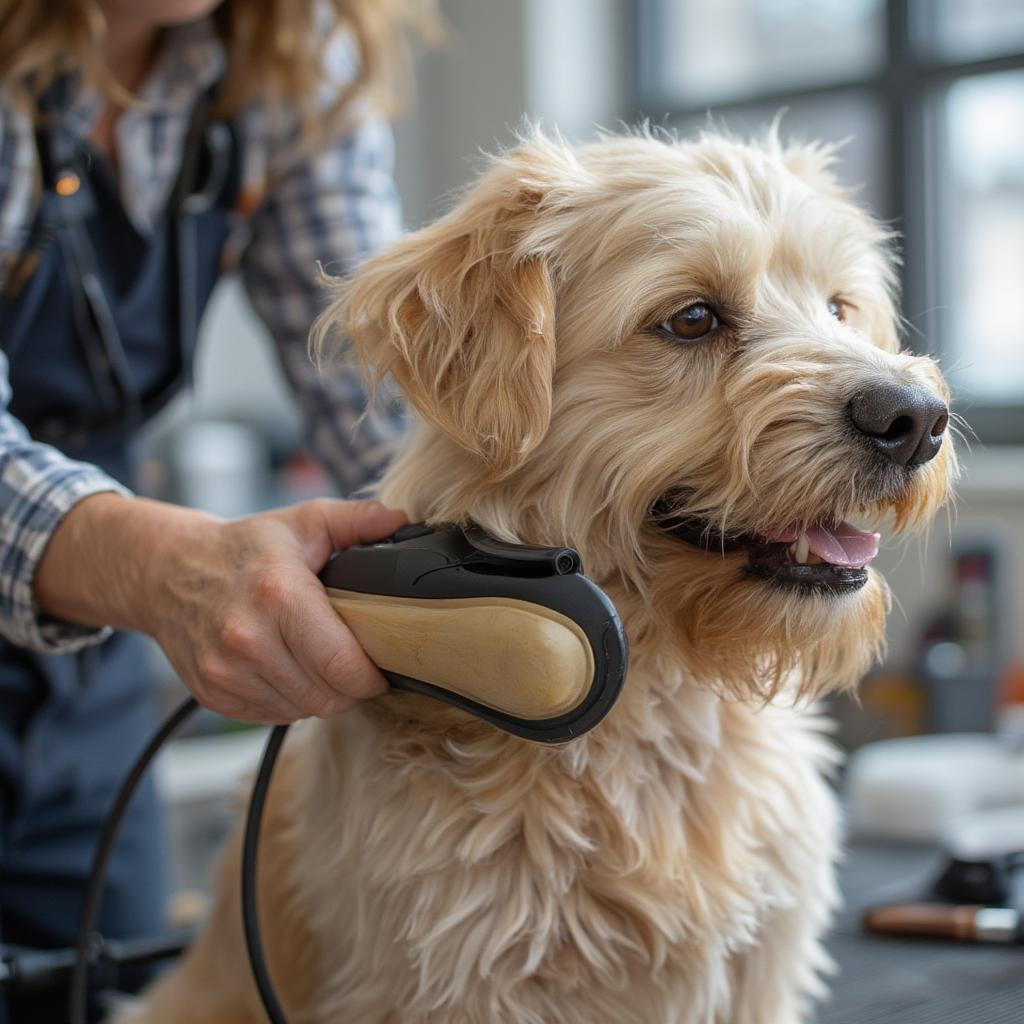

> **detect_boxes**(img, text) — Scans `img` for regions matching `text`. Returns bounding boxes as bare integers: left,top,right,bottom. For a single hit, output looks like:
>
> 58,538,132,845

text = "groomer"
0,0,428,1019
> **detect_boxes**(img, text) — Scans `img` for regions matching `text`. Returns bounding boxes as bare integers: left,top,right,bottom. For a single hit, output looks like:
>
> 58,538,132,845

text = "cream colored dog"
121,128,956,1024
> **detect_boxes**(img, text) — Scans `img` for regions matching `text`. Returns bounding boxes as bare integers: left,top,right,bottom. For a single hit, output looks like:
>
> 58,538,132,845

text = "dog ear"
332,159,558,479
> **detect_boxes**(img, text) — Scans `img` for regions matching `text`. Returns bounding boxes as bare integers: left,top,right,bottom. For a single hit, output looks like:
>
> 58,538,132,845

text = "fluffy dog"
122,128,955,1023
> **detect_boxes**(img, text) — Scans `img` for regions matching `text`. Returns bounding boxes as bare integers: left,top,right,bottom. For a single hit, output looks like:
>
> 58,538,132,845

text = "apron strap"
4,84,238,426
169,91,236,390
26,127,131,419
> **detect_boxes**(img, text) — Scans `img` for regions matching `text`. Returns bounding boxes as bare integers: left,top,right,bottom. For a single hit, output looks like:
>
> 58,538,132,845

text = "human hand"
36,494,408,723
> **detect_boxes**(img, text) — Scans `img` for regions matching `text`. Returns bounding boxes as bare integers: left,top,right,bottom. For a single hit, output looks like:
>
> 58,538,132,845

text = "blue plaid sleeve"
0,352,131,653
241,109,406,497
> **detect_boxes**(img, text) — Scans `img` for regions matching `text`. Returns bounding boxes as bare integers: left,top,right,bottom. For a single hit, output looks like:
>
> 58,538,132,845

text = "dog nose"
849,381,949,467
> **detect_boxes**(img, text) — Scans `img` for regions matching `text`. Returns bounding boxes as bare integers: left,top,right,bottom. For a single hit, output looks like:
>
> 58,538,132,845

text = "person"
0,0,432,1018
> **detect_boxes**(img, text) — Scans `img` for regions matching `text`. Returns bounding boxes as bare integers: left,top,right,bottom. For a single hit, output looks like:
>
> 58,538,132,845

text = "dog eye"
659,302,721,342
828,297,846,321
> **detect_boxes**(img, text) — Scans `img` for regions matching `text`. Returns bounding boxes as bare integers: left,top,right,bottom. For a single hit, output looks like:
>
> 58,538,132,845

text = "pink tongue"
765,521,881,568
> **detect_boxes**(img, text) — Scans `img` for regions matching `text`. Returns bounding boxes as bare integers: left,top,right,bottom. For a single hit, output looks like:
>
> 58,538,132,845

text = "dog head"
320,128,957,701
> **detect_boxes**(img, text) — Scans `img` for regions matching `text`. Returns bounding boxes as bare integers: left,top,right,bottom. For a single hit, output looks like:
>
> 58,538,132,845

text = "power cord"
68,697,294,1024
69,696,199,1024
241,724,291,1024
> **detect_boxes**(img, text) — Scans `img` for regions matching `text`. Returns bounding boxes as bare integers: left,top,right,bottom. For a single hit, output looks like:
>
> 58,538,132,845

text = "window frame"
633,0,1024,444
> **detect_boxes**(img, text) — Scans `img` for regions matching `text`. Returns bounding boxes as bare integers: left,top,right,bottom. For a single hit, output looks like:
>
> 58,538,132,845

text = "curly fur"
118,127,955,1024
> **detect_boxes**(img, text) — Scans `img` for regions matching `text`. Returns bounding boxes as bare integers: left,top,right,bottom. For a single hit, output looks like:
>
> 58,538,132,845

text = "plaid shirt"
0,18,404,654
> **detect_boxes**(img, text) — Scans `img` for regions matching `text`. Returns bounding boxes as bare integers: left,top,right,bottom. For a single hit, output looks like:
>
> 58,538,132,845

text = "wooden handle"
326,589,593,720
863,904,979,940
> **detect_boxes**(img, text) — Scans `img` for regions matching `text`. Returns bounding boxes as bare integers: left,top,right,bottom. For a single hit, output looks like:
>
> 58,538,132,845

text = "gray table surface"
820,843,1024,1024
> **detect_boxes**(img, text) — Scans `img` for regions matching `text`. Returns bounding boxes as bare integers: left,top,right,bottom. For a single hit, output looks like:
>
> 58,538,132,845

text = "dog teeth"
792,533,811,565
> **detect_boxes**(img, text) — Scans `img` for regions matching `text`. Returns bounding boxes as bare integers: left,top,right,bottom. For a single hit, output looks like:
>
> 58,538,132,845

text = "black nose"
849,381,949,467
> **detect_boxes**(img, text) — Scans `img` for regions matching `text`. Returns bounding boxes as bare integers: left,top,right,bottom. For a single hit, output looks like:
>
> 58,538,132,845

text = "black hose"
68,697,296,1024
2,930,193,994
241,724,291,1024
69,696,199,1024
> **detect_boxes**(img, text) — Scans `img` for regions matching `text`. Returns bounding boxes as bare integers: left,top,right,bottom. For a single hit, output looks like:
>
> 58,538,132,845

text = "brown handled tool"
864,903,1024,943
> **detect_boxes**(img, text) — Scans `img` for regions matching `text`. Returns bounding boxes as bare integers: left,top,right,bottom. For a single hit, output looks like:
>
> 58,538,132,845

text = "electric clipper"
319,522,628,742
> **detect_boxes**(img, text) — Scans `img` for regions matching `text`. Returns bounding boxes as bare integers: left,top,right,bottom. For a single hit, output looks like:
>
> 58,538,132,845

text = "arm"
241,82,405,495
0,350,131,653
34,491,406,722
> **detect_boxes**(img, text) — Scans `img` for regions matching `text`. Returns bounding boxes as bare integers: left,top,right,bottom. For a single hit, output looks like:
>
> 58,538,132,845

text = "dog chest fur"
287,673,840,1024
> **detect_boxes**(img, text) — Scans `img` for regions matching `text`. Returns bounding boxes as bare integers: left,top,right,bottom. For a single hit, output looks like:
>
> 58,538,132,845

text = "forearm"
34,491,216,635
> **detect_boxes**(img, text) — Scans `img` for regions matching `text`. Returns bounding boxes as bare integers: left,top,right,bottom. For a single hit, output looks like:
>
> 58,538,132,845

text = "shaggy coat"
120,129,955,1024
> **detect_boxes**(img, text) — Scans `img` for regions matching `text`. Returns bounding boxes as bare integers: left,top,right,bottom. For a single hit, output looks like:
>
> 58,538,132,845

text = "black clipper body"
319,522,628,743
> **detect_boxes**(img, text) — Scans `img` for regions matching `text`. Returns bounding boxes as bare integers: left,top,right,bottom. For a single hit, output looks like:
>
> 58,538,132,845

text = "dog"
120,127,955,1023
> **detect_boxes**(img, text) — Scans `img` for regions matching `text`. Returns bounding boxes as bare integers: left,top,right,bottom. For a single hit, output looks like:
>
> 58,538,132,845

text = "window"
941,71,1024,406
636,0,1024,442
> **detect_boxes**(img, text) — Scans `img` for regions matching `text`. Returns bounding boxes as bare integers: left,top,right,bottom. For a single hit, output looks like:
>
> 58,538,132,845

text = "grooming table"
820,842,1024,1024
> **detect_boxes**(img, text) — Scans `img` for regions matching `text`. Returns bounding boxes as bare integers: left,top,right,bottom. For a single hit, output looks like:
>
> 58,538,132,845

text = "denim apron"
0,91,240,1021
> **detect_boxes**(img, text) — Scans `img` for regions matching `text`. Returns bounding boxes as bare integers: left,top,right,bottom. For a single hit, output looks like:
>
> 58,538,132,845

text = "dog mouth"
651,498,880,595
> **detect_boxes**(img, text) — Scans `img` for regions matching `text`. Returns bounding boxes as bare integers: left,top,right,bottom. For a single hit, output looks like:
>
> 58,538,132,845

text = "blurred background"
145,4,1024,1018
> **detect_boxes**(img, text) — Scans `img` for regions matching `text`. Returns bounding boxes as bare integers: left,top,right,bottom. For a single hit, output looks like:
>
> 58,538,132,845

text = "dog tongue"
765,521,881,568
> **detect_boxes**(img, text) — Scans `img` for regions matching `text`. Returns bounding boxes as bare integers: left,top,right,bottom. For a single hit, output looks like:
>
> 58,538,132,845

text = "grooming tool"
931,807,1024,906
319,521,629,743
930,849,1024,907
859,808,1024,951
864,903,1024,945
